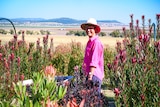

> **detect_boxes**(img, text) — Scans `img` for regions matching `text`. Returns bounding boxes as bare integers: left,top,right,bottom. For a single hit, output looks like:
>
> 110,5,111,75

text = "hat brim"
81,23,101,33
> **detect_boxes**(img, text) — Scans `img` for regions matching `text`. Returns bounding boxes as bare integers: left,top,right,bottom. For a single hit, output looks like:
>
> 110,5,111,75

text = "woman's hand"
88,72,93,80
88,66,95,80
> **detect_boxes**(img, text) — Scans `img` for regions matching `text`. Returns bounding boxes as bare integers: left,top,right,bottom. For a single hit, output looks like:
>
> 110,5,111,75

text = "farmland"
0,26,125,49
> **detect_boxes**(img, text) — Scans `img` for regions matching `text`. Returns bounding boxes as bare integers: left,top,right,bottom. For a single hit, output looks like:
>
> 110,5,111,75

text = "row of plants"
108,14,160,106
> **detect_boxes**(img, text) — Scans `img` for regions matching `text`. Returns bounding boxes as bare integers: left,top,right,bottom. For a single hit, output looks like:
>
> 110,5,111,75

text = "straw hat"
81,18,101,33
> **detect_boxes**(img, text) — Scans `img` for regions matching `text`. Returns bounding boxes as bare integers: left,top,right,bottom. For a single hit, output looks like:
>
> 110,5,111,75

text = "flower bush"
107,14,160,107
59,66,108,107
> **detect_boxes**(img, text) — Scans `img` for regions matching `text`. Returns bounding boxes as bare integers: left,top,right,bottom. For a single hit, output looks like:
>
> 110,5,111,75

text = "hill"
0,17,126,28
9,17,122,24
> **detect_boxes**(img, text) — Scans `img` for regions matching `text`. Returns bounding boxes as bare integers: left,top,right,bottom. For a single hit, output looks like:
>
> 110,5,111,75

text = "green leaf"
58,85,63,99
62,86,67,97
33,101,41,107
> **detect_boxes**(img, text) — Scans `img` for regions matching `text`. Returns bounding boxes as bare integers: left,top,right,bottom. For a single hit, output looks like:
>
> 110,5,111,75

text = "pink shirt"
83,35,104,81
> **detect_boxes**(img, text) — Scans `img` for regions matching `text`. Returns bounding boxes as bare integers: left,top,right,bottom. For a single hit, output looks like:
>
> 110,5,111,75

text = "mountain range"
9,17,122,24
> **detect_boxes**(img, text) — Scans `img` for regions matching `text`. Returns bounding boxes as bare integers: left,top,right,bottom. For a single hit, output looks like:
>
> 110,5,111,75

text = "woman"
81,18,104,93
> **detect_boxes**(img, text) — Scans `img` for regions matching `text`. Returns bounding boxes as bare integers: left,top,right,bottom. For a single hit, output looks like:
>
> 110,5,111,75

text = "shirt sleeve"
90,40,102,67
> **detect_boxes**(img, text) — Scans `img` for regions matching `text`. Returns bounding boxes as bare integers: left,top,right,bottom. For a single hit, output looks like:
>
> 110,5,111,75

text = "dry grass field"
1,35,124,50
0,27,124,49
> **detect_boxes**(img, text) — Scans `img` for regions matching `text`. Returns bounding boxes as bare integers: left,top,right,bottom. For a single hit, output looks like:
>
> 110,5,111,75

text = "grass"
0,34,124,49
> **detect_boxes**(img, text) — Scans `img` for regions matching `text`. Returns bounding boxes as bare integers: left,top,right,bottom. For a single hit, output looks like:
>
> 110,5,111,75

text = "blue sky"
0,0,160,24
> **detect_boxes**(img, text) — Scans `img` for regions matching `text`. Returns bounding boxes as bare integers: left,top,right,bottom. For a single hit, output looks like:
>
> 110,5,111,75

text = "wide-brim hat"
81,18,101,33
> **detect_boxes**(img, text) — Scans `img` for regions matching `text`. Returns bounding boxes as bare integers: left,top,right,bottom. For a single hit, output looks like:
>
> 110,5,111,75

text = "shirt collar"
89,35,98,42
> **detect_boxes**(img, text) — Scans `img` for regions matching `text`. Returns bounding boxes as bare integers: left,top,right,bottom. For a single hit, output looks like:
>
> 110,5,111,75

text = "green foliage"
66,30,107,36
51,42,84,75
110,29,123,37
12,71,67,107
99,32,107,36
0,29,7,34
40,30,50,35
103,45,115,79
10,29,14,35
66,30,86,36
67,42,84,75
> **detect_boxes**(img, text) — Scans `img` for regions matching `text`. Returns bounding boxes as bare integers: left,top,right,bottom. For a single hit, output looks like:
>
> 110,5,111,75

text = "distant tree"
18,30,22,35
26,30,33,35
110,30,122,37
0,29,7,34
75,31,86,36
99,32,106,36
10,29,14,35
46,30,50,35
66,30,74,35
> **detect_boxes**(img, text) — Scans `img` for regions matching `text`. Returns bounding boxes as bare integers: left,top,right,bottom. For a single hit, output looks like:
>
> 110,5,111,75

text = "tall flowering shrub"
0,33,53,101
108,14,160,107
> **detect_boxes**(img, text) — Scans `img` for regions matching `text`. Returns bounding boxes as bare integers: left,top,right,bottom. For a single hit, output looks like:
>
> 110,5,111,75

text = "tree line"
0,28,125,37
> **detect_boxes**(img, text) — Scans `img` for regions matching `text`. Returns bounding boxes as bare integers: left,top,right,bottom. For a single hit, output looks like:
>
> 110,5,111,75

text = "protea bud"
114,88,120,96
44,65,56,81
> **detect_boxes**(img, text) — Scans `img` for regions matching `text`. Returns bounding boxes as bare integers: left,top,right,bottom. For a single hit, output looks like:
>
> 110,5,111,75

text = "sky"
0,0,160,24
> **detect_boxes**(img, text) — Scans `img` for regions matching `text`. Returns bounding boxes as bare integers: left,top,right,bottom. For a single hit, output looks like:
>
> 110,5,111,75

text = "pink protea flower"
131,57,137,64
115,53,120,60
142,15,145,20
51,38,53,42
123,38,130,47
140,94,145,101
138,34,144,42
28,56,33,61
130,14,133,18
114,88,120,96
4,58,9,69
74,65,79,72
143,34,150,43
107,63,112,70
138,58,143,64
0,53,2,61
22,30,25,34
113,59,119,70
9,53,15,61
120,49,127,63
45,65,56,78
5,71,10,82
136,19,139,26
14,35,17,40
156,14,160,20
45,98,58,107
11,45,15,51
135,45,141,54
20,74,25,81
122,27,125,32
48,48,51,54
129,22,133,29
14,73,18,82
138,34,150,43
18,40,23,47
17,57,21,67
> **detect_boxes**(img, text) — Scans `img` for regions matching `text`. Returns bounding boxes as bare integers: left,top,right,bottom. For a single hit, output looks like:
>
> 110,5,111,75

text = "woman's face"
85,25,96,38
